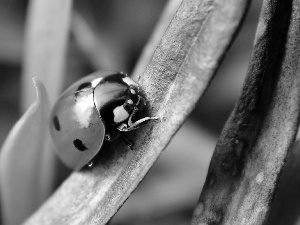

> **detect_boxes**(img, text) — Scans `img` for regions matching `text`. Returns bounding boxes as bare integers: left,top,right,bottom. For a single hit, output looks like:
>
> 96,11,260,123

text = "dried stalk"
191,0,300,224
24,0,249,224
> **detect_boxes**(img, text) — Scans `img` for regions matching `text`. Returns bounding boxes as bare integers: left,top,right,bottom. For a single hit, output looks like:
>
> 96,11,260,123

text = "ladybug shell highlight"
50,71,137,170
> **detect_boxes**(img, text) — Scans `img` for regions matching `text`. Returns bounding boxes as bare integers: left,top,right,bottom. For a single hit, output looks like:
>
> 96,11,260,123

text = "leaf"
24,0,250,224
0,78,50,225
265,140,300,225
191,0,300,224
20,0,74,206
21,0,73,111
112,122,216,224
132,0,183,80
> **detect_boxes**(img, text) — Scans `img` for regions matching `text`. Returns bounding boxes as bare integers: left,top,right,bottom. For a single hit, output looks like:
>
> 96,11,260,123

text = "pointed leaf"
22,0,73,111
0,78,50,225
21,0,74,203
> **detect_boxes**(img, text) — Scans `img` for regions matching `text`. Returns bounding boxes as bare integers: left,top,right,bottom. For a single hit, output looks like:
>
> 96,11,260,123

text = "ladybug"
50,71,158,170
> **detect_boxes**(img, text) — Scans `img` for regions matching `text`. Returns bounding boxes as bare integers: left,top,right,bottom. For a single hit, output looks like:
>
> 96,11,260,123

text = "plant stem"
191,0,300,224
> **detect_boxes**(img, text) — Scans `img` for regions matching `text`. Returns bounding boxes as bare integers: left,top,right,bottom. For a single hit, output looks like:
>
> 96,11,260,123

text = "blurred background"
0,1,263,224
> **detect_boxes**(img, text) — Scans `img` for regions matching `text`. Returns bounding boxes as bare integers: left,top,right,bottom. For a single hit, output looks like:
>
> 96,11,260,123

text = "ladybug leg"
120,133,133,150
104,127,120,142
117,107,159,132
126,115,159,131
87,161,94,168
105,134,111,141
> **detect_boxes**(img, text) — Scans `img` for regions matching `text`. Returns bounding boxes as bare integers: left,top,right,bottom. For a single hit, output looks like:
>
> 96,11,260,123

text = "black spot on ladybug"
76,82,92,91
73,139,88,151
75,82,92,98
101,73,127,85
53,116,60,131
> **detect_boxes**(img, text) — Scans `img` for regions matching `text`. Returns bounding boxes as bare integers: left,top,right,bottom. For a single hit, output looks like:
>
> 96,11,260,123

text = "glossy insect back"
50,78,105,170
50,71,158,170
